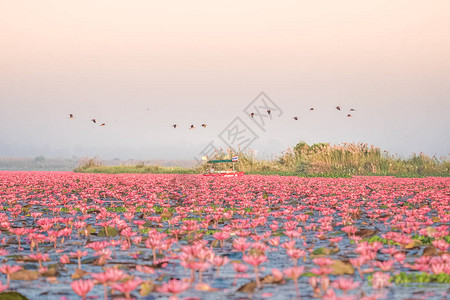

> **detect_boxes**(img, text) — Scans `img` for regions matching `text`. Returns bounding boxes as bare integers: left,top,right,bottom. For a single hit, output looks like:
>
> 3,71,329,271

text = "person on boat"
210,166,215,173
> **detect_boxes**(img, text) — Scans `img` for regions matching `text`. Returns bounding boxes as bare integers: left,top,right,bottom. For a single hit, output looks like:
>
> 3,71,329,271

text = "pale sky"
1,0,449,160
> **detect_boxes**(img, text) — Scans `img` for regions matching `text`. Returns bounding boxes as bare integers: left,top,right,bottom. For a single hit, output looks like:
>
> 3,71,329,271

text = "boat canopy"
207,159,233,163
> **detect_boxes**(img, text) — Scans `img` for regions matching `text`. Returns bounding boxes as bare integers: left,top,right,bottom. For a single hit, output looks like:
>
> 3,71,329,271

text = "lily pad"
140,280,156,296
330,260,354,275
10,270,39,281
85,225,97,235
81,257,97,264
422,245,437,256
311,247,339,256
160,211,174,218
40,268,58,277
404,239,422,249
355,229,378,238
195,283,219,292
98,226,119,237
261,274,284,284
0,292,29,300
237,280,257,293
71,268,89,279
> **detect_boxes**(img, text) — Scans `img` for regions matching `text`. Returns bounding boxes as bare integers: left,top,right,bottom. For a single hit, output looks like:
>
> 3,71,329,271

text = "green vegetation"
362,234,450,245
363,235,393,245
74,158,196,174
368,272,450,284
74,142,449,177
209,142,449,177
0,292,29,300
412,234,450,244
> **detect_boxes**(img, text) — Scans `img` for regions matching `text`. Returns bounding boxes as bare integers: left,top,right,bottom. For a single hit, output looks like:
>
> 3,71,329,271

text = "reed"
73,142,449,177
198,142,449,176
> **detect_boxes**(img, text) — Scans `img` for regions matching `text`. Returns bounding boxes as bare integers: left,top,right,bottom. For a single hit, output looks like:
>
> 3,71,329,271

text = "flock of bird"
69,114,106,127
68,106,356,129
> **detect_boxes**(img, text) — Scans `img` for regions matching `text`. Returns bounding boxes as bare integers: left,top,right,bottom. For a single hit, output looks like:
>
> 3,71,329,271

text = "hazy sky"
1,0,449,160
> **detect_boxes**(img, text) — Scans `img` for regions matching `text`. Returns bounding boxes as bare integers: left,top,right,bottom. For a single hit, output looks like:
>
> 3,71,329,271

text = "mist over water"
1,1,449,160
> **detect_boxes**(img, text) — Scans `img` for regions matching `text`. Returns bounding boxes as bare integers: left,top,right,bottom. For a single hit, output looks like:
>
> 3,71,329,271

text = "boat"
203,171,245,177
203,156,245,177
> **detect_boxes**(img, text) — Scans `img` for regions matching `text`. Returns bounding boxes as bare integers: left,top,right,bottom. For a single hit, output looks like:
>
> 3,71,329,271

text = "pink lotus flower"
243,253,268,288
287,248,306,265
232,262,248,273
70,250,88,269
311,267,333,276
92,268,127,284
60,254,70,264
308,276,319,288
371,272,391,289
0,264,22,288
232,262,249,285
322,288,337,300
281,240,296,250
341,225,358,236
284,266,305,296
135,265,155,274
71,279,94,300
2,166,450,299
432,239,449,252
381,247,399,256
331,277,360,292
157,279,190,299
329,237,343,244
313,257,334,267
376,260,394,271
0,265,22,276
232,237,251,253
212,231,230,247
112,278,143,300
393,252,405,264
28,252,50,263
430,263,445,275
268,236,280,247
92,268,127,300
271,268,284,281
211,255,230,276
243,253,268,267
284,266,304,280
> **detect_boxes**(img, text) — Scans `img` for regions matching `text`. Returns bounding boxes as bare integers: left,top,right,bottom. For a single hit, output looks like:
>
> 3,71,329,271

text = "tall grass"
73,142,449,177
198,142,449,176
73,157,103,172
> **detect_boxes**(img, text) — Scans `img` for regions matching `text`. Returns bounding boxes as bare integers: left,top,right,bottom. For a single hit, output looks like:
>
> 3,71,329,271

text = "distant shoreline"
73,142,449,178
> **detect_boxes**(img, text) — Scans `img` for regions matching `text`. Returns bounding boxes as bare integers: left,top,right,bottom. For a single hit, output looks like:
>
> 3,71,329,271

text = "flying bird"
173,124,179,128
347,114,352,118
69,114,74,119
349,108,356,111
267,110,271,115
250,113,255,118
336,106,341,111
201,124,207,128
91,119,96,123
293,116,299,120
100,123,106,126
190,125,195,129
309,108,314,111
